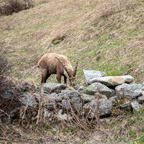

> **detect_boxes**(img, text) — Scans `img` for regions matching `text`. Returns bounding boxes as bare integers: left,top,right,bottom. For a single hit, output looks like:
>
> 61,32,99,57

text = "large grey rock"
59,90,82,111
85,82,115,98
19,92,38,108
42,83,66,94
131,101,140,112
83,70,106,85
115,83,142,99
88,75,134,86
83,99,112,118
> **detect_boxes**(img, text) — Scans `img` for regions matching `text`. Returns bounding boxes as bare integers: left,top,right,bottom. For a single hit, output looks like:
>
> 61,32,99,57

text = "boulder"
115,83,142,99
83,99,112,118
83,70,106,85
42,83,66,94
85,82,115,98
88,75,134,86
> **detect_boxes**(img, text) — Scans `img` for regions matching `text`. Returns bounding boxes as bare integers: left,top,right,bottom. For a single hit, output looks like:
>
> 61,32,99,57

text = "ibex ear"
73,57,79,77
55,57,72,78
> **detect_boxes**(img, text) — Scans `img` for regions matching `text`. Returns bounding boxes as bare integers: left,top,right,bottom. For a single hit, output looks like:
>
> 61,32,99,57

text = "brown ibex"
38,53,79,86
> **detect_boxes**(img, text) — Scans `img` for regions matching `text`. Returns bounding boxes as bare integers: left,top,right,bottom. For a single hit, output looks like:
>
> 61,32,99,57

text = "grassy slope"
0,1,144,143
0,0,144,85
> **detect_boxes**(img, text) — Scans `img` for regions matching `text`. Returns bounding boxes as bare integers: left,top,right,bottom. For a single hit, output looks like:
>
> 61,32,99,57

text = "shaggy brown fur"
38,53,78,86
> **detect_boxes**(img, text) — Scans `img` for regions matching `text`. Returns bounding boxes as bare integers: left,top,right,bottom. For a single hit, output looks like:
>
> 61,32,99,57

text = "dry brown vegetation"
0,0,33,16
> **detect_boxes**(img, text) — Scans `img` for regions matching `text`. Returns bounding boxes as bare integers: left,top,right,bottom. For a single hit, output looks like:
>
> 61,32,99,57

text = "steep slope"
0,0,144,85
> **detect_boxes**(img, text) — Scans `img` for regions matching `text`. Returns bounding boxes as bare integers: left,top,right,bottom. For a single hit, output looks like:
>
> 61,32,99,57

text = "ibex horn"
55,57,72,78
73,57,79,77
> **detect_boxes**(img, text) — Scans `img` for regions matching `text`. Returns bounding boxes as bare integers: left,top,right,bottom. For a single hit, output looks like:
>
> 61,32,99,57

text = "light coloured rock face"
42,83,66,94
83,70,106,85
83,99,112,118
115,83,142,99
88,75,134,86
85,82,115,98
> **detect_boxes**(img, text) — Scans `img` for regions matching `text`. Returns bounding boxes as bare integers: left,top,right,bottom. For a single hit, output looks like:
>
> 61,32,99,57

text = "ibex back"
38,53,79,86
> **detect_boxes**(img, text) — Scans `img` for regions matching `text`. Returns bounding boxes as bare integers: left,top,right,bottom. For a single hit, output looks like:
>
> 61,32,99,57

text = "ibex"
38,53,79,86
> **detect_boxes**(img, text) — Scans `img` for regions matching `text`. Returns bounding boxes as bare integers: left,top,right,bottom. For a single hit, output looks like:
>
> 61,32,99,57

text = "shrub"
0,0,34,16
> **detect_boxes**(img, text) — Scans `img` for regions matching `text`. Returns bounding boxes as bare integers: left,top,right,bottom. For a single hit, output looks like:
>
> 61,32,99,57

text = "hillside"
0,1,144,143
0,0,144,85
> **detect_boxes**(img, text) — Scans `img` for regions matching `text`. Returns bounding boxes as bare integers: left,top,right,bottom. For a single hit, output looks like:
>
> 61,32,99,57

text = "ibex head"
55,56,79,86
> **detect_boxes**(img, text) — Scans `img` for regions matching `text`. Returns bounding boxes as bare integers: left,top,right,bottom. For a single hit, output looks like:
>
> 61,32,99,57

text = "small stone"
131,101,140,112
62,100,72,110
81,93,95,103
57,109,72,121
138,95,144,104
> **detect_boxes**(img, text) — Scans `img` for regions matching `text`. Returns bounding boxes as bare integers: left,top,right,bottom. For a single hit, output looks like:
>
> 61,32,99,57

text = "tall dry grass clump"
0,0,34,16
0,49,12,93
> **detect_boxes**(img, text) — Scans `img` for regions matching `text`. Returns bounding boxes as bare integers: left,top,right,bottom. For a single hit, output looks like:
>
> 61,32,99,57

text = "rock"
115,83,142,99
109,96,118,106
1,115,11,124
99,99,113,116
59,90,82,111
120,101,131,110
100,118,110,124
57,109,72,121
81,93,95,103
62,100,72,110
42,83,66,94
83,99,112,118
83,70,106,85
47,93,62,102
88,75,134,86
138,95,144,104
131,101,140,112
85,82,115,98
78,86,85,92
17,83,33,92
19,92,38,108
